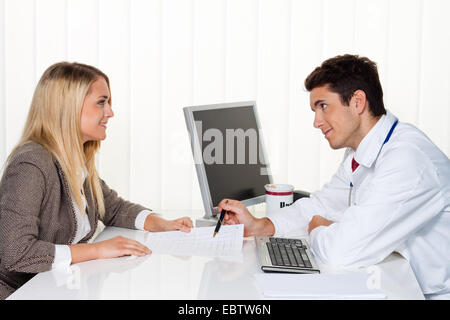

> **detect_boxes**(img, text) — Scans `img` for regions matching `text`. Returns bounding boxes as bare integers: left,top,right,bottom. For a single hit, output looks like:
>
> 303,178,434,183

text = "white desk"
8,221,424,300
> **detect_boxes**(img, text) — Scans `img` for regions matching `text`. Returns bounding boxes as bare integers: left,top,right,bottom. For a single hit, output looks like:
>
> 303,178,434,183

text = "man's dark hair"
304,54,386,117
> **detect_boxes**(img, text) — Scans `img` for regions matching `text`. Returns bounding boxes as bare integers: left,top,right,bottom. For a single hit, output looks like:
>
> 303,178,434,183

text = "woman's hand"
144,214,193,233
69,236,151,264
93,236,152,259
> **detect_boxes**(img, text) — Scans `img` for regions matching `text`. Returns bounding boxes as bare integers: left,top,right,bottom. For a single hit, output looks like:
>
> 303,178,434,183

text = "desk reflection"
197,238,262,299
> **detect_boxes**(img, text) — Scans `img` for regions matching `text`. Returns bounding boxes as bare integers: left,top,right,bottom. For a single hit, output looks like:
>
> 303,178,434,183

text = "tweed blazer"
0,141,150,299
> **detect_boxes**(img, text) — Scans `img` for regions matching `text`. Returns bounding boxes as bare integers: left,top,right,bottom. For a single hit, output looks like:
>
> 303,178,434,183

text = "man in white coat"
218,54,450,299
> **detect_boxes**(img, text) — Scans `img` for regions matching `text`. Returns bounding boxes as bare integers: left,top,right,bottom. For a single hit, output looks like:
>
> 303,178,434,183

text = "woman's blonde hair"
8,62,110,218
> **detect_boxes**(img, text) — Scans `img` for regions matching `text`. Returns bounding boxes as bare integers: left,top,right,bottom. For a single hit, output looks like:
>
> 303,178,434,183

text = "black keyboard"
265,237,313,268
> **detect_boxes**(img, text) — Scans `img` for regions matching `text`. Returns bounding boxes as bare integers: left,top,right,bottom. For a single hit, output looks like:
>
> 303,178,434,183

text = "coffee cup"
264,184,294,215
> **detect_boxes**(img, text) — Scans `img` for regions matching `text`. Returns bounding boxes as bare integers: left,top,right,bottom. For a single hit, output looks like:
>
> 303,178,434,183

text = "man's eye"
320,103,327,110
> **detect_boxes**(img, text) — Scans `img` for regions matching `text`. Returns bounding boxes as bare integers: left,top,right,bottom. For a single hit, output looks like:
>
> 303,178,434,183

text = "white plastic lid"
264,184,294,192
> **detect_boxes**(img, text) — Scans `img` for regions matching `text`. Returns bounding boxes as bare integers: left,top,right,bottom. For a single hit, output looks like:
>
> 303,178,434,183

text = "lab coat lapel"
350,111,398,189
354,116,385,170
351,165,365,187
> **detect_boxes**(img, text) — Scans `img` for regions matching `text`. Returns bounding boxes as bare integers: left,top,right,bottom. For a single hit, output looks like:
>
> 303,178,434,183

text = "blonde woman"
0,62,193,299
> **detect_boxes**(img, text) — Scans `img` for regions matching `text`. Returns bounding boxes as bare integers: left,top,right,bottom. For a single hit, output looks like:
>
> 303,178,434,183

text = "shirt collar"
353,110,398,169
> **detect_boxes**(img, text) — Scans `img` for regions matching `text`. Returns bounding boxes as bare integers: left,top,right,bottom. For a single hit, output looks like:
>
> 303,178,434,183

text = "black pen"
213,209,226,237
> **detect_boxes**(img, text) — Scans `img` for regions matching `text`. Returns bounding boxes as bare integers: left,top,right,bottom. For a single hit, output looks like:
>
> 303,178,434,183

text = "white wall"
0,0,449,215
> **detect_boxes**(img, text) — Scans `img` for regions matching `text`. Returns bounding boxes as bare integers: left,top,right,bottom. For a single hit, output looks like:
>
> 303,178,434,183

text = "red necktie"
351,157,359,172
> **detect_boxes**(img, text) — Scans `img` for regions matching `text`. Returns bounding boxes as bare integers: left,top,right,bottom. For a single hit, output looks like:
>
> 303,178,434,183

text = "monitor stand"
195,216,219,227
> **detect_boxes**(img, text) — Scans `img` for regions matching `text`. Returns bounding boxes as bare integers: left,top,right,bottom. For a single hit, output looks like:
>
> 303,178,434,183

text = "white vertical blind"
257,0,291,184
35,0,67,80
1,0,449,216
67,0,98,66
418,0,450,156
3,0,35,157
0,0,5,165
385,0,422,125
129,0,163,211
160,0,194,211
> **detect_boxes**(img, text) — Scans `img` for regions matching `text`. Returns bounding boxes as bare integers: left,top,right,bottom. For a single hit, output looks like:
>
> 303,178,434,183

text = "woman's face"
80,77,113,143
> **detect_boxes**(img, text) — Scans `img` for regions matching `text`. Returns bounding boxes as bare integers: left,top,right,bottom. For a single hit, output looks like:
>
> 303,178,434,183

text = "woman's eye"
98,100,105,106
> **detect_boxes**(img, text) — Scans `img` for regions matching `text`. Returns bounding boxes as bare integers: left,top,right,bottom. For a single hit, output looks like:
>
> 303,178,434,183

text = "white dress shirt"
267,110,450,299
51,170,152,270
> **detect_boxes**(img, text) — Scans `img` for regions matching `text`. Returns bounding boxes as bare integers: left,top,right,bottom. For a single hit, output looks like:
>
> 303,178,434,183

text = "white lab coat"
267,110,450,299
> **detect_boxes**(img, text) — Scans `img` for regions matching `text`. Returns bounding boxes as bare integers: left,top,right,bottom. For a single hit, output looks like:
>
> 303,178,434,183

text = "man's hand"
218,199,275,237
308,215,334,234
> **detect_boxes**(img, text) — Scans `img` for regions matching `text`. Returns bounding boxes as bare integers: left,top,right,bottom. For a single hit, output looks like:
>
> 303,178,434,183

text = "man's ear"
352,90,367,115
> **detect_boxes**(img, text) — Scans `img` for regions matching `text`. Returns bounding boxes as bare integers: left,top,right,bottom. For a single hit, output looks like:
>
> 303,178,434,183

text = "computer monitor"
184,101,273,220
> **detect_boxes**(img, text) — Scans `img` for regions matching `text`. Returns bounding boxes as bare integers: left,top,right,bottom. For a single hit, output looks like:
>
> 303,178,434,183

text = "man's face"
310,85,360,150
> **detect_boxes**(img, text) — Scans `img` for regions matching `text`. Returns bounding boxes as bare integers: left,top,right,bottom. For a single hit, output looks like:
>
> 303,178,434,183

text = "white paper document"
254,273,386,299
143,224,244,257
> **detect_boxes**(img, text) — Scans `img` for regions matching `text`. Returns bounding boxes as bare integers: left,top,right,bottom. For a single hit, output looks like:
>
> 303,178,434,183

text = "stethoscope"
348,119,399,206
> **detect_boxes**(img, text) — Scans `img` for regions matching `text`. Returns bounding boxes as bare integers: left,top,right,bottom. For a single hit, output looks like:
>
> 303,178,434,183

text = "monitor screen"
184,101,272,218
